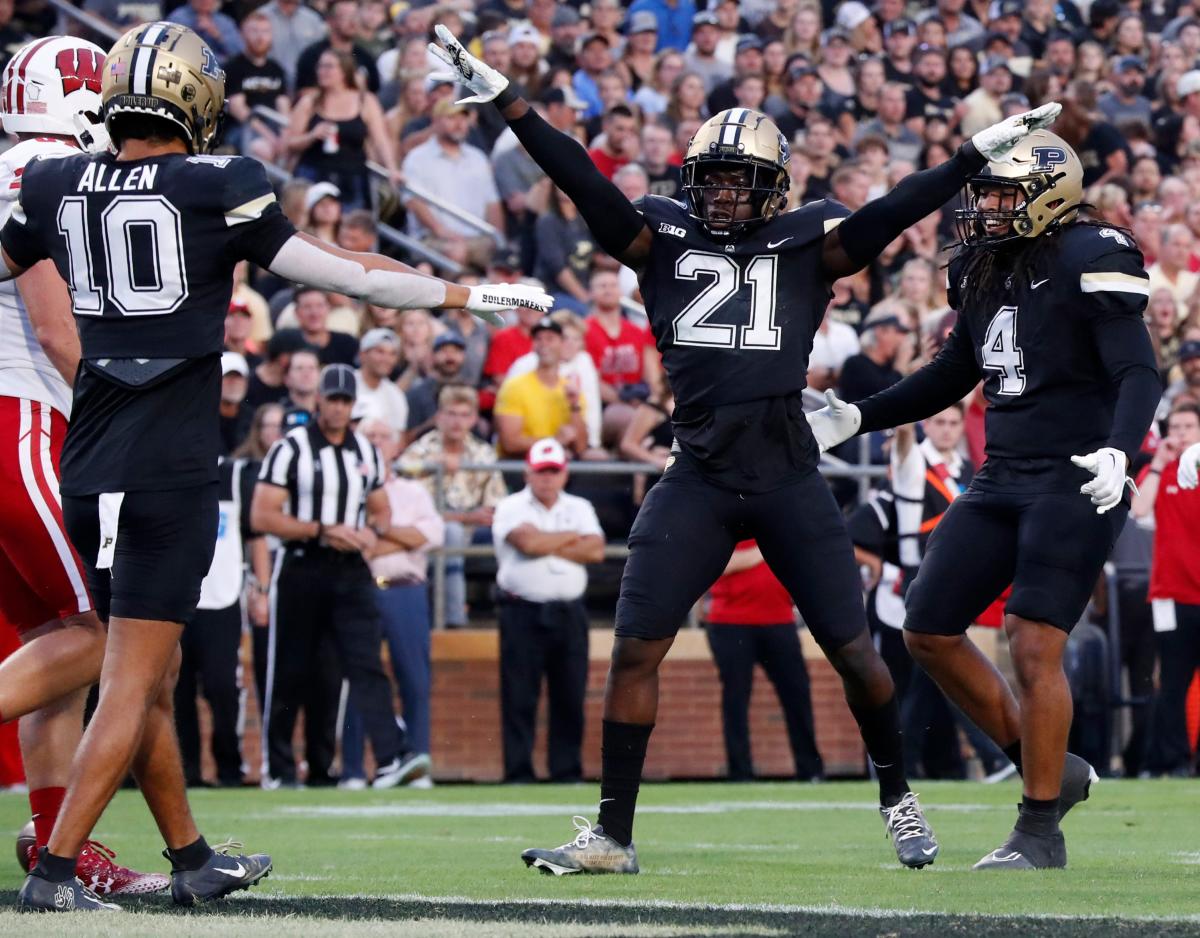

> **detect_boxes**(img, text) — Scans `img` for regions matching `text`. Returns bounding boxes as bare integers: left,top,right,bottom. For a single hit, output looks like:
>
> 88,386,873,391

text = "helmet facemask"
682,156,788,239
955,170,1078,248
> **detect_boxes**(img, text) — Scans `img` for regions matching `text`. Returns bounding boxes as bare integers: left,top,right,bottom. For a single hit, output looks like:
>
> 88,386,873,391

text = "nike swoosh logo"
921,846,938,856
1031,278,1049,289
986,851,1023,863
767,237,793,249
214,862,246,877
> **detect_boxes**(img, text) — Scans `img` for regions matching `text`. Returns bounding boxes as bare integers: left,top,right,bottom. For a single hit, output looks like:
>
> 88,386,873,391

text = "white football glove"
1070,446,1130,514
464,283,553,326
806,389,862,453
1177,442,1200,490
428,23,510,105
971,102,1062,162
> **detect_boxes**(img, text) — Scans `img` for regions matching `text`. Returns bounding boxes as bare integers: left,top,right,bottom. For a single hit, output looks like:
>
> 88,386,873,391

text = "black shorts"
62,482,220,624
904,486,1127,636
614,455,866,649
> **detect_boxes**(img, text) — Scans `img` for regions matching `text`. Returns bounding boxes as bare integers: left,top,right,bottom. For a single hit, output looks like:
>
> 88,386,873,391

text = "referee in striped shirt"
250,364,411,789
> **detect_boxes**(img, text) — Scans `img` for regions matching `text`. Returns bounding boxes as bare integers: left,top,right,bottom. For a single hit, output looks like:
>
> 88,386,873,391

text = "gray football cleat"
1058,752,1098,820
17,873,122,912
521,817,639,875
881,791,939,869
973,828,1067,871
168,840,272,906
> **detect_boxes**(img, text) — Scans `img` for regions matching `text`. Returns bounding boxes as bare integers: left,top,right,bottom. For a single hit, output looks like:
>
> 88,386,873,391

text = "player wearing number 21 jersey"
0,22,553,914
809,131,1159,872
428,24,1064,874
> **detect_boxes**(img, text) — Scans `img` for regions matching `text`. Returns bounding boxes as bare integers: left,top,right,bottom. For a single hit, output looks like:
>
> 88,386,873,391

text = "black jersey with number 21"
0,152,296,496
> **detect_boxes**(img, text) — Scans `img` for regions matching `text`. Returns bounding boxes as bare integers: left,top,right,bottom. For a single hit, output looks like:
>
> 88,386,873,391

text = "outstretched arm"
821,103,1062,280
429,25,652,269
265,234,552,325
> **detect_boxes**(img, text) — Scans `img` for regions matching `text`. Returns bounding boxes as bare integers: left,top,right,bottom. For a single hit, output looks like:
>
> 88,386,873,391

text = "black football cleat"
1058,752,1099,820
973,827,1067,871
880,791,939,869
168,840,272,906
16,872,121,912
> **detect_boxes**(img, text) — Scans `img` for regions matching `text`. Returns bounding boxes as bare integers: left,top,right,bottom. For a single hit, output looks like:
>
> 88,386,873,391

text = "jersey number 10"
673,251,780,351
57,195,189,317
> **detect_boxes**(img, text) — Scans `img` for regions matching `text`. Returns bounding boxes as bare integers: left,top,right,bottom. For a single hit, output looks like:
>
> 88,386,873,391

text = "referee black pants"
498,595,589,783
175,602,244,786
265,549,401,783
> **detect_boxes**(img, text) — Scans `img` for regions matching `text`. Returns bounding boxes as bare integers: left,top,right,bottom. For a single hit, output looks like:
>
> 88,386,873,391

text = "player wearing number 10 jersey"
429,25,1062,874
0,22,552,913
809,131,1160,870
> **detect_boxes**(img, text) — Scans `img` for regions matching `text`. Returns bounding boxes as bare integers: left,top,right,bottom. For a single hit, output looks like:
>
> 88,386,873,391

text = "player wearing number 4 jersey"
809,132,1160,870
0,22,552,914
430,24,1060,873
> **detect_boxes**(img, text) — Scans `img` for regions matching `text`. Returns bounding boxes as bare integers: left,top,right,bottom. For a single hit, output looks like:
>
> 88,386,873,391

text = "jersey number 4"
981,304,1025,395
673,251,780,350
57,195,189,317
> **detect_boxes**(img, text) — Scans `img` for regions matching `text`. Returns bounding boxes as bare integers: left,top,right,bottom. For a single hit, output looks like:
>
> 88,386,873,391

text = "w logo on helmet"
56,48,103,95
1030,146,1068,173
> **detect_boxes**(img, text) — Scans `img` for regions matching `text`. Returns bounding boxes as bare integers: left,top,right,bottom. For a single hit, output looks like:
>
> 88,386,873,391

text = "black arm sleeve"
1097,319,1160,458
856,320,981,432
504,105,647,259
834,143,987,270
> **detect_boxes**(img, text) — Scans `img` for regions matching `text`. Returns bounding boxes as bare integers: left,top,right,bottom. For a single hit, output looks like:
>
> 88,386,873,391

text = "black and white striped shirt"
259,424,385,529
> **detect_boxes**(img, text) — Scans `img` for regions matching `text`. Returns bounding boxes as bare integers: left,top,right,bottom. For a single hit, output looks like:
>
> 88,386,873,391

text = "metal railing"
47,0,120,41
251,105,504,246
411,458,887,630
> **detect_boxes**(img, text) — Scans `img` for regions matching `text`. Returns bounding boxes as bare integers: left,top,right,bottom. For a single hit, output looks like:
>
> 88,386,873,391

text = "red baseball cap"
527,438,567,471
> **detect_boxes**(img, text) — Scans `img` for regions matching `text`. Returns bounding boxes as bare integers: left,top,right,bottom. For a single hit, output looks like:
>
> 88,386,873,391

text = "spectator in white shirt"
808,316,861,392
356,328,410,435
491,439,605,782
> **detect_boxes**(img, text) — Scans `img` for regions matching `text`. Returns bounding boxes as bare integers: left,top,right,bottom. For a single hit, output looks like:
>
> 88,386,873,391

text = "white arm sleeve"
267,235,447,309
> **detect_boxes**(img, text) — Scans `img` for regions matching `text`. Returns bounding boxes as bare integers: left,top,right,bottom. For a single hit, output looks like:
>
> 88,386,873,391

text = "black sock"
849,696,909,807
1003,741,1024,775
1015,796,1060,837
32,848,76,883
167,836,214,872
597,720,653,847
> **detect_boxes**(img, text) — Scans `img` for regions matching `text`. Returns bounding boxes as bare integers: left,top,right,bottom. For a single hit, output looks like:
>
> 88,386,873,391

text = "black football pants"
264,549,400,783
175,602,244,786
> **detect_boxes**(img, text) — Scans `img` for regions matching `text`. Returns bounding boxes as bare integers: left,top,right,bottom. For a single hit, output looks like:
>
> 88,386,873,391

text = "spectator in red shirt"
705,540,823,781
1132,402,1200,776
588,104,640,180
583,269,661,444
479,304,544,411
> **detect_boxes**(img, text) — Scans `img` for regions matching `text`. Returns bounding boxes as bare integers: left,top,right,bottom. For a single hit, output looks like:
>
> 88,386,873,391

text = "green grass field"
0,779,1196,936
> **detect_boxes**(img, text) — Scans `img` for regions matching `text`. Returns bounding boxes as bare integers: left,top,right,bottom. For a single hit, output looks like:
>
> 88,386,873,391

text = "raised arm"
821,104,1062,280
428,25,653,270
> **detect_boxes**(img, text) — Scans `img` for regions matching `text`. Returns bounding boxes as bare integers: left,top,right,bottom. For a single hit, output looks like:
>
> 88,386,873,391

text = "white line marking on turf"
266,800,1003,819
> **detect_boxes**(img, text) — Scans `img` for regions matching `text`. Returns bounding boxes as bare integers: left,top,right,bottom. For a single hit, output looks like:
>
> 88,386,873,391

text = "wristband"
494,85,519,109
315,521,326,541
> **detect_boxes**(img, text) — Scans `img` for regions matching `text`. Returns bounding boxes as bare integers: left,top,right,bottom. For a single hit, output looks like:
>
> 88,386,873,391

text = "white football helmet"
1,36,110,153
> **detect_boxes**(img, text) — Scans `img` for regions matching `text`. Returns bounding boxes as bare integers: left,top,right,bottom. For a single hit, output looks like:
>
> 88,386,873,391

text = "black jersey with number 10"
0,152,296,496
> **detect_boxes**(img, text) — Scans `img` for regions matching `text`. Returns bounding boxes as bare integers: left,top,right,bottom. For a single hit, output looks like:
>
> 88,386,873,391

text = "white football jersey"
0,137,77,416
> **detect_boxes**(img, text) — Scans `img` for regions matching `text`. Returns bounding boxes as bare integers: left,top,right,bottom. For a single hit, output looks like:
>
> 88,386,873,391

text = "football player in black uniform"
429,25,1060,873
808,131,1160,869
0,23,552,912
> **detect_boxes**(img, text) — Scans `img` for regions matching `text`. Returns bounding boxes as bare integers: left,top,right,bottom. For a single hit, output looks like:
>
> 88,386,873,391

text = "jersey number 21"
672,251,780,351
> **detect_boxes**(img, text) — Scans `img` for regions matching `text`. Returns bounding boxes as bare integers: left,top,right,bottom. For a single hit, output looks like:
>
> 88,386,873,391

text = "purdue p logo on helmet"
682,108,790,238
956,129,1083,246
101,22,225,155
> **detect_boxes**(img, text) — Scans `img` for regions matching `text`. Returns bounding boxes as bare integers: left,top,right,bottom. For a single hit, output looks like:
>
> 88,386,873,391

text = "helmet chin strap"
73,113,111,155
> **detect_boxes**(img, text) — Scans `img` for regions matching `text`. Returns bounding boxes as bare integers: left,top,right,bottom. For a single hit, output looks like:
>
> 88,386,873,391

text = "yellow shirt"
493,371,585,451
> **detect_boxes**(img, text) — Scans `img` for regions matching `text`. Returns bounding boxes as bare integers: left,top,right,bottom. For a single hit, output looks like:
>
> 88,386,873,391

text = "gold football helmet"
101,22,225,154
682,108,790,238
956,129,1083,246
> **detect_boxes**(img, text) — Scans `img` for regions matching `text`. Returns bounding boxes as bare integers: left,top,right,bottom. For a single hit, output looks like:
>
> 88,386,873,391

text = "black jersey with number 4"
860,223,1156,492
0,153,296,496
634,195,850,491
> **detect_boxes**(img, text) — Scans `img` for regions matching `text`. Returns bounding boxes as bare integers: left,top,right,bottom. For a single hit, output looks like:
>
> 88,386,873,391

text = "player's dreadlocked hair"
948,215,1122,310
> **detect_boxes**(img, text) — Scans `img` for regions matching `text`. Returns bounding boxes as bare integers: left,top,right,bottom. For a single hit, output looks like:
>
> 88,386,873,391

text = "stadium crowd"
0,0,1197,789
